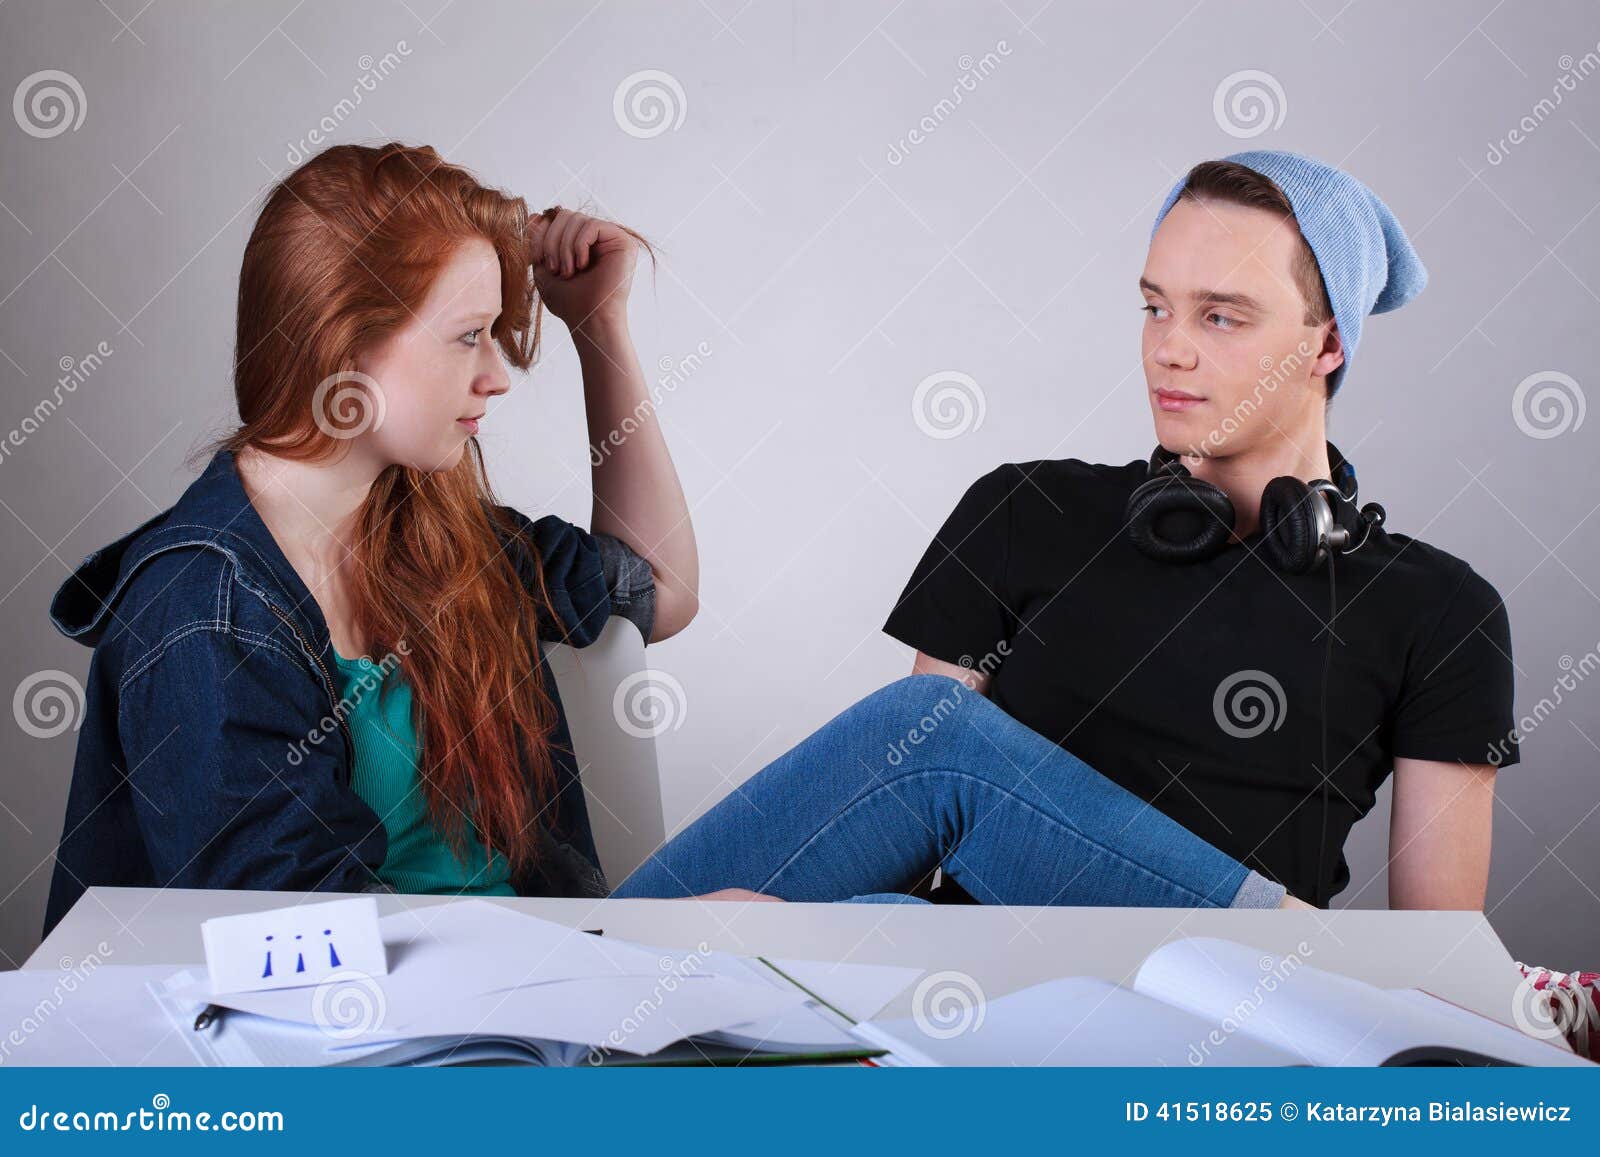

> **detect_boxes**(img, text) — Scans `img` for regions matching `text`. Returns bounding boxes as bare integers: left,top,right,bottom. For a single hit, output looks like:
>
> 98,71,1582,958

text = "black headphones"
1125,441,1385,573
1122,441,1386,907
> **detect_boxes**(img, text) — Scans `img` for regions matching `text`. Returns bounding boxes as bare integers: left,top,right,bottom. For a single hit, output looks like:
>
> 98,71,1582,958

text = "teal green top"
330,644,515,896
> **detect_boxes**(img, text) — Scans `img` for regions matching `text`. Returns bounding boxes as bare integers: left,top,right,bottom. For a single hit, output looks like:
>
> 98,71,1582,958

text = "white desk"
27,886,1525,1028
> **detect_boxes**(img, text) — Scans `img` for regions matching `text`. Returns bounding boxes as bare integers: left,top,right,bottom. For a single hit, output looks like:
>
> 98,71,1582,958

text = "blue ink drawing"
263,927,343,978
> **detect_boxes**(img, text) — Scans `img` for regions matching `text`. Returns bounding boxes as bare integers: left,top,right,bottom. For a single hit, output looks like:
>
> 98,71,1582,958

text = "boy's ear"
1313,320,1345,382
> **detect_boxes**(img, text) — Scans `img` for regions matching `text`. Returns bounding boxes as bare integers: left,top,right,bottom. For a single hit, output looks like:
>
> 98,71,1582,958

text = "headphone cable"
1316,554,1337,908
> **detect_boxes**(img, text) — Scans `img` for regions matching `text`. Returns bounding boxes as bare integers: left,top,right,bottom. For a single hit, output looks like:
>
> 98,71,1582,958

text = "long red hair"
215,142,571,878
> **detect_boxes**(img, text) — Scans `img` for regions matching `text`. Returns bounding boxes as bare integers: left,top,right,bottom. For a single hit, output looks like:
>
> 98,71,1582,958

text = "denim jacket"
42,448,656,937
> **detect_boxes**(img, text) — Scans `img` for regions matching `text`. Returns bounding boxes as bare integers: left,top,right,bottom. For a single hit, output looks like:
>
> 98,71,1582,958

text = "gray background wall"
2,0,1597,970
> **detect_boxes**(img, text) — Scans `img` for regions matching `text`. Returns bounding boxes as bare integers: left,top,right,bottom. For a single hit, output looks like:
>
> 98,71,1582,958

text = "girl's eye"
461,327,483,347
1140,304,1168,320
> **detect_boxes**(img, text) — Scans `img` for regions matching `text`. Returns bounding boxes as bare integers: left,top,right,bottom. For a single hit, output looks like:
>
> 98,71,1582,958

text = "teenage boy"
887,151,1517,909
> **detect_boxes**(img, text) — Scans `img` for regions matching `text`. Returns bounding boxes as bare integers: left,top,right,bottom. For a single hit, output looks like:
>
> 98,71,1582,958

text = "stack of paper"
3,901,921,1067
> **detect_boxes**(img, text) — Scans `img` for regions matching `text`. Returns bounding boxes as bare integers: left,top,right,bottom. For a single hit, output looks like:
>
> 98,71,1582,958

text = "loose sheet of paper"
0,964,205,1066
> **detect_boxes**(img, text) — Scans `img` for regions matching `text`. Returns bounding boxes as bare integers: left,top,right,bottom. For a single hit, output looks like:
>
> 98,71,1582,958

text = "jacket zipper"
267,601,356,784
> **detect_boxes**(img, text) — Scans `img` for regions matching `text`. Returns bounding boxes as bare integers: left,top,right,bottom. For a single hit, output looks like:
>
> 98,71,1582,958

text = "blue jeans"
612,675,1286,908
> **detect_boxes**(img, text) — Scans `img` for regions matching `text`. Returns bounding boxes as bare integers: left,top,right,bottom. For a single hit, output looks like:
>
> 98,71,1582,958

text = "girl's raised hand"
529,207,638,330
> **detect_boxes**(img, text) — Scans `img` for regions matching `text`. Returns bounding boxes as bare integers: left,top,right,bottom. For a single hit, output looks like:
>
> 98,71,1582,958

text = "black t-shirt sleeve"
1391,566,1520,768
883,465,1018,667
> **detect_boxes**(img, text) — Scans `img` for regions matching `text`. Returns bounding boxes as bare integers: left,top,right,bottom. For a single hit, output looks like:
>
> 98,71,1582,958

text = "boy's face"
1139,196,1342,460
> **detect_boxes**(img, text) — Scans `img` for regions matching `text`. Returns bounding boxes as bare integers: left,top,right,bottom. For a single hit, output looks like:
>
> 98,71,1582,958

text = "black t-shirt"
883,458,1520,903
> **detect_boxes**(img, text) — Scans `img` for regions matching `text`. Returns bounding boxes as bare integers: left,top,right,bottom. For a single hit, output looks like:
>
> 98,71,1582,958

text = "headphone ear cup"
1125,475,1235,563
1260,476,1319,574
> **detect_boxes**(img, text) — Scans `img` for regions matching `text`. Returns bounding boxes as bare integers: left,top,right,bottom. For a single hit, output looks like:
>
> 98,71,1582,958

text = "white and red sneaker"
1516,961,1599,1059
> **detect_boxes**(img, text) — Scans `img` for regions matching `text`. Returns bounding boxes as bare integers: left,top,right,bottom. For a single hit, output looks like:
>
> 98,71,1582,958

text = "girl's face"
349,237,510,473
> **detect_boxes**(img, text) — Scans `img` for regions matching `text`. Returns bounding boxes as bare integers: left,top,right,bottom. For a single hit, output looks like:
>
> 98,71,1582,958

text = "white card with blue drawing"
201,897,388,994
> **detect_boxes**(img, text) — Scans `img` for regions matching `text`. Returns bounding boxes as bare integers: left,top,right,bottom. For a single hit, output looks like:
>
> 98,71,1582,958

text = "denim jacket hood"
43,448,643,936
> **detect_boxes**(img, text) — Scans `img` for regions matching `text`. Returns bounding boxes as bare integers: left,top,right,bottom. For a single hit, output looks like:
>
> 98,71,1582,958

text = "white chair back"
545,617,667,884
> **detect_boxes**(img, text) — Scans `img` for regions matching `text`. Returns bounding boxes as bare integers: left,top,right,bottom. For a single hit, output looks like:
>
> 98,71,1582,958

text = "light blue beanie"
1148,150,1427,394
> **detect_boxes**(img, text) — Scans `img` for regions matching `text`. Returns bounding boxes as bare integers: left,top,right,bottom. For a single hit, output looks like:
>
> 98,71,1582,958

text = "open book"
151,901,920,1068
852,937,1592,1067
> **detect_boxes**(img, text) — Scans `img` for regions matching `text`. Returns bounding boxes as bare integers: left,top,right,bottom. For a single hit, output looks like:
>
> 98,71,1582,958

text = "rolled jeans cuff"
1228,870,1286,909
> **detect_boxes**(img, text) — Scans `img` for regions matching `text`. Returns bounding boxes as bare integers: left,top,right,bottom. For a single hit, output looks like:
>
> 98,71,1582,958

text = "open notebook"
852,937,1592,1067
150,901,921,1068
